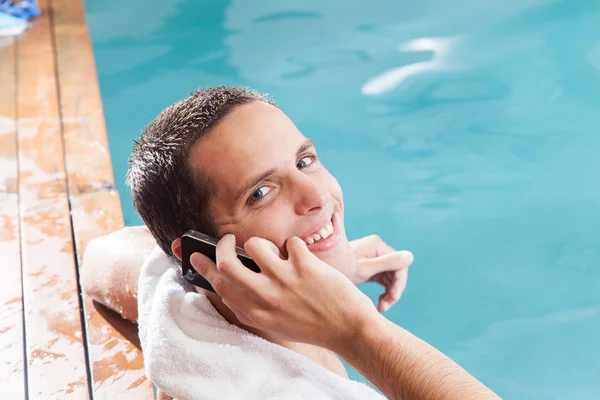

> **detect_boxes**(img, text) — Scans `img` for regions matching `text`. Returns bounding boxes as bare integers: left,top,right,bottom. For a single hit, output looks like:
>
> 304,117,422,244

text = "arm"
190,235,499,400
82,228,177,397
81,225,157,322
336,315,496,400
82,227,411,322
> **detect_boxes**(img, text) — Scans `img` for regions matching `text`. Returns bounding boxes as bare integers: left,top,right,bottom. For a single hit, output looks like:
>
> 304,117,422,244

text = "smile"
300,214,341,252
304,220,334,245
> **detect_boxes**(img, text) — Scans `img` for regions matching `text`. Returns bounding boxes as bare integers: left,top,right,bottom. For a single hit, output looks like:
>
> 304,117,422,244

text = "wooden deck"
0,0,153,398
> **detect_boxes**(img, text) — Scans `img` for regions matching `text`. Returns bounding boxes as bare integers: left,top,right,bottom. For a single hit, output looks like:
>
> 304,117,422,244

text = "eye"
249,186,272,203
297,156,315,170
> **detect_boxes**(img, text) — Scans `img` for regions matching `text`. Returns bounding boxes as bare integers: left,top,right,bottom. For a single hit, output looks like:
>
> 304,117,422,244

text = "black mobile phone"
181,230,260,293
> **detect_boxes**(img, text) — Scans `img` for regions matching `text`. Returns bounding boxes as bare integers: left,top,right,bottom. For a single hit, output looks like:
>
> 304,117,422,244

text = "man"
84,86,496,399
132,85,414,373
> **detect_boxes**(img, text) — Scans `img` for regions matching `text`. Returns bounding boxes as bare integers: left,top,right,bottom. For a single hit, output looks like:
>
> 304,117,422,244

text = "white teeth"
304,220,335,245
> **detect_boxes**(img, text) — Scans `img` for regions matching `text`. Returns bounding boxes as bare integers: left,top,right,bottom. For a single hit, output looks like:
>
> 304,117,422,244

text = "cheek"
323,170,344,205
237,205,292,250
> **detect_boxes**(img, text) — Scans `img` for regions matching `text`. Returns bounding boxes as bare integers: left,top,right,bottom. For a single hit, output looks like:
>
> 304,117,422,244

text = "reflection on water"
362,36,460,95
86,0,600,398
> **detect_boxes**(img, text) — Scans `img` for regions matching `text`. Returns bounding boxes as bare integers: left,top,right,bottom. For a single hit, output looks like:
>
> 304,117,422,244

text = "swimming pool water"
86,1,600,398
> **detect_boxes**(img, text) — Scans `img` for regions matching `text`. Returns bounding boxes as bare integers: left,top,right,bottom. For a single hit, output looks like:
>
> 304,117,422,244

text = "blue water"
86,1,600,398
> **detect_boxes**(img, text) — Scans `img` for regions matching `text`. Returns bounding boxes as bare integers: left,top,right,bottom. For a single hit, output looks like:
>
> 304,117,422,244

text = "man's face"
190,101,357,277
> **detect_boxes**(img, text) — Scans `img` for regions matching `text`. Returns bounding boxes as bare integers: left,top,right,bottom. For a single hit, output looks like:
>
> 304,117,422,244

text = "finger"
285,236,313,267
246,237,285,259
377,295,387,313
215,234,264,291
191,250,266,313
360,250,414,276
190,251,237,295
373,235,398,257
377,295,395,313
380,269,409,312
373,271,393,286
190,251,219,281
350,235,383,258
350,234,396,258
244,237,286,277
389,269,409,301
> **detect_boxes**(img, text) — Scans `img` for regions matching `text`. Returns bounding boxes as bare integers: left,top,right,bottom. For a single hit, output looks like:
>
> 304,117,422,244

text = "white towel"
138,246,386,400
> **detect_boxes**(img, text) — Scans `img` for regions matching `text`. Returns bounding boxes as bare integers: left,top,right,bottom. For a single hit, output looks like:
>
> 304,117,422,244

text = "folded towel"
138,246,385,400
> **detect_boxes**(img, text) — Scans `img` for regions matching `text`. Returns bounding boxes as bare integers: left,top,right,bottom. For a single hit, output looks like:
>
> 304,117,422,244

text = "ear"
171,238,183,261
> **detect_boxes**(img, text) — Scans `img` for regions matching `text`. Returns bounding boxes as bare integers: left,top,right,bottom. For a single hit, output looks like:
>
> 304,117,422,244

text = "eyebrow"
234,139,316,202
297,139,316,157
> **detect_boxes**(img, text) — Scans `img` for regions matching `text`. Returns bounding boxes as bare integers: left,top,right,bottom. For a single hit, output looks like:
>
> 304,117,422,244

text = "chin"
319,241,357,278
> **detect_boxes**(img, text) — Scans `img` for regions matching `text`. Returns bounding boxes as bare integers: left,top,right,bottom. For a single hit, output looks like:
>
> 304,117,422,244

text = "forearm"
335,316,499,400
81,226,156,322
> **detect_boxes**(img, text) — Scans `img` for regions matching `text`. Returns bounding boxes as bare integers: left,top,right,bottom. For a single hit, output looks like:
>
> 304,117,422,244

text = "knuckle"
292,260,310,279
212,279,227,296
367,234,382,243
247,308,267,326
297,255,314,273
216,259,230,272
259,291,278,308
295,260,309,276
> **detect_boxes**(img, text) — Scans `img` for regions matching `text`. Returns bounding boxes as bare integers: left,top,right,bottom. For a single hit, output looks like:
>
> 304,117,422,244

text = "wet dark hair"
126,86,276,256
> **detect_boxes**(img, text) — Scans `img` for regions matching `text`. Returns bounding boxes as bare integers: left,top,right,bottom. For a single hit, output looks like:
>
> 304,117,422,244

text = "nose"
292,173,328,215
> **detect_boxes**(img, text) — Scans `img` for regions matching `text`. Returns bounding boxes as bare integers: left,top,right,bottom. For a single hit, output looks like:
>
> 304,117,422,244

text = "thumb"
358,250,414,275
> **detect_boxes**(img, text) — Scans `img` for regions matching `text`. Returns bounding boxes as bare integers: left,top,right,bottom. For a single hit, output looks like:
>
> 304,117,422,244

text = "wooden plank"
0,38,26,400
16,0,90,397
50,0,154,397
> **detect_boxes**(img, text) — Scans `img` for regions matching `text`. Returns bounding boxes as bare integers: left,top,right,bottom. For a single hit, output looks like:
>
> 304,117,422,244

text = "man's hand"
190,234,379,350
191,235,500,400
350,235,414,313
